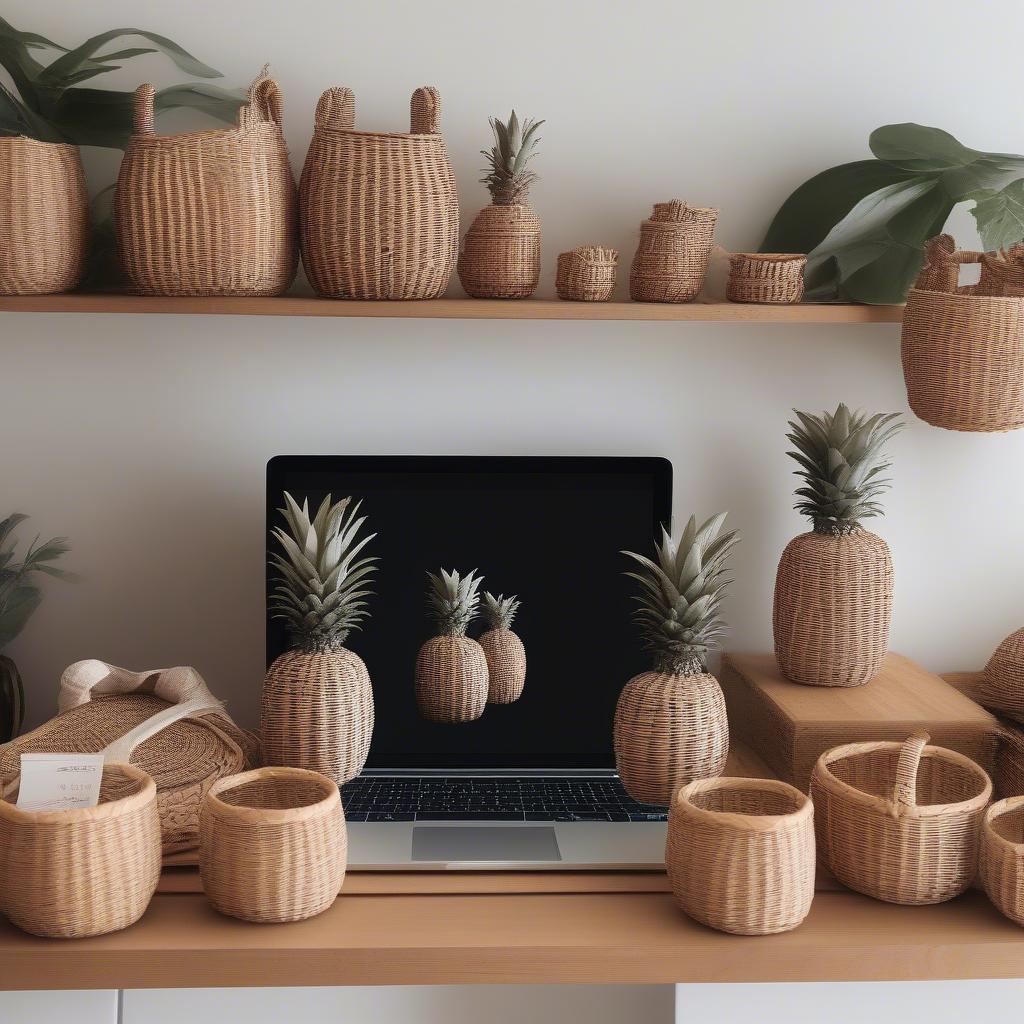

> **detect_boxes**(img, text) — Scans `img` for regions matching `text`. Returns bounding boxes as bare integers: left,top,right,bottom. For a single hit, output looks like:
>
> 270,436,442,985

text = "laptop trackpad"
412,826,561,862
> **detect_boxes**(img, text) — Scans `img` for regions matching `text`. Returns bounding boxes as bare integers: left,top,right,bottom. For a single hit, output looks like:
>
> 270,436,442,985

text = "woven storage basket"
555,246,618,301
811,733,992,905
667,777,815,935
980,627,1024,724
727,253,805,304
300,86,458,300
414,635,488,723
0,137,89,295
199,766,346,923
980,796,1024,926
458,203,541,299
629,200,717,303
116,74,297,296
0,762,160,937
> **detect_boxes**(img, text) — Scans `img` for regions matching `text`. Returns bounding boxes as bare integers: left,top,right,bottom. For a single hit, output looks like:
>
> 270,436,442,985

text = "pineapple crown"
480,110,544,205
481,591,521,631
787,404,903,535
623,513,739,677
426,568,483,636
269,492,377,654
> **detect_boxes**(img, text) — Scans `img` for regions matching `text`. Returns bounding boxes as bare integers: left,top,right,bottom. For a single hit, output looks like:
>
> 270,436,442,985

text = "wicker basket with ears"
629,201,717,303
556,246,618,301
980,796,1024,926
811,733,992,905
727,253,805,304
667,777,815,935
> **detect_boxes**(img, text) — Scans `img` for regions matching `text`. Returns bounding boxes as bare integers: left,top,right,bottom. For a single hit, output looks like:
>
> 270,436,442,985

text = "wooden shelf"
0,294,904,323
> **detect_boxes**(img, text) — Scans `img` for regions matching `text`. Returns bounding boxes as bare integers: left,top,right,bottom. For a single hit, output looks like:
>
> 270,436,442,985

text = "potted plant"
773,404,903,687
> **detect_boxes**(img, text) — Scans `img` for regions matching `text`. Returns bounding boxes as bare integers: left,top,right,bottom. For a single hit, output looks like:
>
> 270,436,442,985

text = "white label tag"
16,753,105,811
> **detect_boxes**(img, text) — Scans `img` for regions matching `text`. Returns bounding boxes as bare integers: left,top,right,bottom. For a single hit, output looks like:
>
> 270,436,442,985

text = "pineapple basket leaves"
481,110,544,206
425,567,483,636
480,591,526,705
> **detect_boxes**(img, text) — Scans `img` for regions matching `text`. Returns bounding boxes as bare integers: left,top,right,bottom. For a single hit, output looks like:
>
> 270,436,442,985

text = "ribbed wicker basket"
811,733,992,905
199,767,346,924
458,203,541,299
555,245,618,301
300,86,458,300
0,137,89,295
667,777,815,935
116,74,297,297
0,762,161,937
414,635,489,723
980,796,1024,926
629,200,717,303
980,627,1024,724
996,723,1024,798
480,628,527,704
727,253,805,304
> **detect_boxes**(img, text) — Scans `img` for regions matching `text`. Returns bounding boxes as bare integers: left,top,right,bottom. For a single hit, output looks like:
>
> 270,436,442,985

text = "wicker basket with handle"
116,73,297,296
629,201,717,303
556,246,618,301
727,253,805,304
811,733,992,905
980,796,1024,926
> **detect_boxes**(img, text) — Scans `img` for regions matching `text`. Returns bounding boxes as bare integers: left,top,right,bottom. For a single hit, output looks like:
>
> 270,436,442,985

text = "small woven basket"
199,767,346,923
667,777,815,935
0,762,161,937
811,733,992,905
458,203,541,299
555,245,618,301
980,796,1024,926
980,627,1024,724
414,635,488,723
727,253,805,304
629,200,717,303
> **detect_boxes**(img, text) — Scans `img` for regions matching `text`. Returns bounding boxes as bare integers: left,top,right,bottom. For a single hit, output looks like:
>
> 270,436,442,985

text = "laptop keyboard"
340,776,668,822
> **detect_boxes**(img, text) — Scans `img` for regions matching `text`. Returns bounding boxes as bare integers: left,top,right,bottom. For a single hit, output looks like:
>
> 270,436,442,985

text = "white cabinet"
0,991,117,1024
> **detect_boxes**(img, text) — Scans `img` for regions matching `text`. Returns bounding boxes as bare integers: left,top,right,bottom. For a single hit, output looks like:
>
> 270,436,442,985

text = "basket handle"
892,732,930,814
410,86,441,134
133,84,156,135
240,70,283,129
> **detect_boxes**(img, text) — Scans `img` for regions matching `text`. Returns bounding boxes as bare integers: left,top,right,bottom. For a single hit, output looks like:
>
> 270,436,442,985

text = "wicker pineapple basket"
667,777,815,935
629,201,717,303
980,796,1024,926
555,246,618,301
199,767,346,924
0,762,161,938
414,635,489,723
811,733,992,905
458,203,541,299
116,73,297,296
726,253,806,304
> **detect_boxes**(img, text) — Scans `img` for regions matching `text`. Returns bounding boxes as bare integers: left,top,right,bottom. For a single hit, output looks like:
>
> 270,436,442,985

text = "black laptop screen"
266,456,671,770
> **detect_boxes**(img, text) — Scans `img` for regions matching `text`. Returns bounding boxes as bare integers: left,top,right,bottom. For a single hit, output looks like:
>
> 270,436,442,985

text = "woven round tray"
980,796,1024,926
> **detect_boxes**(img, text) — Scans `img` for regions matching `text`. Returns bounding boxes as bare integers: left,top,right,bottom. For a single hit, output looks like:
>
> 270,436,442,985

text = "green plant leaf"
869,123,981,172
0,655,25,740
152,82,246,122
0,514,28,548
970,180,1024,251
0,585,41,647
0,16,49,114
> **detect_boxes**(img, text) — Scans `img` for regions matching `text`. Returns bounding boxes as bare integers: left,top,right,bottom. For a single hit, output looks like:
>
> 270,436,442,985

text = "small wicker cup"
0,762,161,938
556,246,618,301
727,253,805,304
200,767,346,923
811,733,992,905
667,777,815,935
980,796,1024,926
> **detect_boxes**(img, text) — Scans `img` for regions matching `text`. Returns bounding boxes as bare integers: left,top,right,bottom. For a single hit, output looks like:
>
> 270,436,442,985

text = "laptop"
266,455,672,869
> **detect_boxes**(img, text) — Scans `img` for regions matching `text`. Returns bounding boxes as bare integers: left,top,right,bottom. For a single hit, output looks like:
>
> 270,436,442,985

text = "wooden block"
720,653,999,792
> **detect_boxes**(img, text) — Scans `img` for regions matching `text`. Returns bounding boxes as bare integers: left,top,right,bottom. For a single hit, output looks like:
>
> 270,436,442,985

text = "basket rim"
673,776,812,829
206,766,340,823
729,252,806,263
907,286,1024,308
0,135,81,153
127,122,282,148
313,127,447,143
984,795,1024,852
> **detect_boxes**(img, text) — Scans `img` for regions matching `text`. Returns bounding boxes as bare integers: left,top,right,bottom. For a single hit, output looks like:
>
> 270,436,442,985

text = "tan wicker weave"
116,74,297,296
300,86,458,300
0,137,88,295
414,635,488,723
978,248,1024,297
726,253,805,304
199,767,345,923
666,777,815,935
480,628,526,704
980,796,1024,926
261,647,373,786
773,527,893,687
996,723,1024,798
555,246,618,301
980,628,1024,724
613,670,728,806
458,203,541,299
0,762,160,937
811,733,992,905
629,200,717,303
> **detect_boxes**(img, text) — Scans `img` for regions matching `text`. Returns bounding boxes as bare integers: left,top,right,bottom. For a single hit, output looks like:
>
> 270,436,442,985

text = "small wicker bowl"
199,766,346,923
0,762,161,938
727,253,806,304
980,796,1024,926
556,246,618,301
811,733,992,905
667,777,815,935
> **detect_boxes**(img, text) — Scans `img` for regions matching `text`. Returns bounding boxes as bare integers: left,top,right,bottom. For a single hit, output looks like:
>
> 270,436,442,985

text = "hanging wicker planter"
556,246,618,301
980,796,1024,926
629,200,717,303
0,137,88,295
726,253,805,304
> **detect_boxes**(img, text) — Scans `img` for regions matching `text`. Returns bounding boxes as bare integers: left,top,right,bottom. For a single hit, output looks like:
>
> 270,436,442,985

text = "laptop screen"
266,456,672,770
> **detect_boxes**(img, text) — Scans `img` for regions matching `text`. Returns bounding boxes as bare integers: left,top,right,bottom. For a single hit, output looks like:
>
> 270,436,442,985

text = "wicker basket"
116,74,297,296
727,253,805,304
0,137,89,295
480,628,527,704
199,766,346,923
811,733,992,905
667,777,815,935
300,86,458,300
0,762,161,937
996,723,1024,798
980,627,1024,724
556,246,618,301
414,635,488,723
458,203,541,299
980,796,1024,926
629,200,717,303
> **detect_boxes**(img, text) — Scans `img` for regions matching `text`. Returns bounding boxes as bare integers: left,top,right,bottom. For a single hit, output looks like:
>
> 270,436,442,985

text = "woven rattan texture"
613,671,729,807
0,763,161,937
199,767,346,924
458,203,541,298
261,648,373,787
980,797,1024,926
726,253,805,304
0,137,88,295
774,528,893,687
555,245,618,301
995,723,1024,798
811,735,992,905
629,200,717,303
667,777,815,935
480,628,526,704
415,635,489,723
981,628,1024,724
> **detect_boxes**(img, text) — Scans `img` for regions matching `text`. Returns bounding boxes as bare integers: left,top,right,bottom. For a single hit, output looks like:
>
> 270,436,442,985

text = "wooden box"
720,653,999,792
